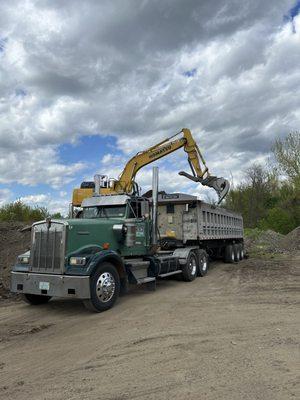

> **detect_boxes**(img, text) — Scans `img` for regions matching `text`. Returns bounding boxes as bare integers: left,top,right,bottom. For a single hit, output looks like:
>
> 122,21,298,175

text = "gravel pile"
245,227,300,255
279,226,300,252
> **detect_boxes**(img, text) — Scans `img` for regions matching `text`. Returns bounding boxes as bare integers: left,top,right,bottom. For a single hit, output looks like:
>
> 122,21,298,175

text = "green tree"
0,201,49,222
51,212,63,219
272,131,300,184
224,132,300,234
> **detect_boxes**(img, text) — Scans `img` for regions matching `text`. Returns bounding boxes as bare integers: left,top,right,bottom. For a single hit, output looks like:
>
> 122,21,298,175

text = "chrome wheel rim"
189,257,197,275
231,251,235,261
96,272,115,302
202,259,207,271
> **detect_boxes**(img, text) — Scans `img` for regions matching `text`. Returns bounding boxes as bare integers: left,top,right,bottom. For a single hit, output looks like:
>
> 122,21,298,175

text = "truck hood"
66,218,124,255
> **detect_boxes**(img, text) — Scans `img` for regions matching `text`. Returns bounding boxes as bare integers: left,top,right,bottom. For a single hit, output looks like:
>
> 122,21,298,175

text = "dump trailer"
11,168,243,313
156,192,243,257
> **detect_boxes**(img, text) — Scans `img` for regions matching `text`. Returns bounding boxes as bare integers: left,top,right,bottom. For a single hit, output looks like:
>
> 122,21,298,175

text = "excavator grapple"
178,171,230,203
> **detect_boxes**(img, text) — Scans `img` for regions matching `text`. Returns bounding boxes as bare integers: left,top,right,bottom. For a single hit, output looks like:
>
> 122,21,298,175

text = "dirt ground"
0,253,299,400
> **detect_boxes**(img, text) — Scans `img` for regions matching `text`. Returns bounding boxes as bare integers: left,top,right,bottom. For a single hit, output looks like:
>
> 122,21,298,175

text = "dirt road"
0,255,299,400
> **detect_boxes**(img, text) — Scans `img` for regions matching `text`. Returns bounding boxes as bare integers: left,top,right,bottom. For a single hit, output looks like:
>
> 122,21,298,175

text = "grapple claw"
201,176,230,203
179,171,230,203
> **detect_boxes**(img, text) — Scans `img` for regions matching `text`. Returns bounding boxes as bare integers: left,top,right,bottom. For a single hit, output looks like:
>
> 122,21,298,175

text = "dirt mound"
244,229,284,254
0,222,31,298
279,226,300,251
245,227,300,255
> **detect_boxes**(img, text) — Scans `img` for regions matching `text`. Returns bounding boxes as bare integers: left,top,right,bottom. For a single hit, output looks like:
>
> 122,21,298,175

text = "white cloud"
0,146,87,188
0,0,299,211
20,193,69,216
0,189,12,206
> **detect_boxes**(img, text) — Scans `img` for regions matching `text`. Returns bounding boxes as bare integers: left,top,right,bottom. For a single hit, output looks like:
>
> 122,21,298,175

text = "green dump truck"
11,168,243,312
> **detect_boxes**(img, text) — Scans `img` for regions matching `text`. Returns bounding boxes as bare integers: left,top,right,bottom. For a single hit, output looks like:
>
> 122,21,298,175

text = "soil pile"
0,222,31,298
245,227,300,255
279,226,300,252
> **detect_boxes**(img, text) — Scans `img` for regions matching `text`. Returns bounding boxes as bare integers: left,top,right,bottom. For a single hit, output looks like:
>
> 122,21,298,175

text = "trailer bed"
156,192,243,244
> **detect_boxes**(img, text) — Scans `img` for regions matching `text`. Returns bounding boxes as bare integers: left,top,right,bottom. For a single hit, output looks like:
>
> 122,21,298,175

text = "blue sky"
0,135,120,211
0,0,299,214
288,0,300,18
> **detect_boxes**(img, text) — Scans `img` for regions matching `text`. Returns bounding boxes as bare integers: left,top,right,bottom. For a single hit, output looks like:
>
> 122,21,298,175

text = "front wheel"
22,293,52,305
181,252,197,282
83,262,120,312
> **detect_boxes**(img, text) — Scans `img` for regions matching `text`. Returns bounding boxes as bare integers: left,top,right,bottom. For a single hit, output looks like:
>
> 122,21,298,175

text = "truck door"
125,199,150,255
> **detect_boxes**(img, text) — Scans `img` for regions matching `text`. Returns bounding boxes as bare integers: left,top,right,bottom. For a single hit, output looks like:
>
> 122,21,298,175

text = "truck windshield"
81,206,126,219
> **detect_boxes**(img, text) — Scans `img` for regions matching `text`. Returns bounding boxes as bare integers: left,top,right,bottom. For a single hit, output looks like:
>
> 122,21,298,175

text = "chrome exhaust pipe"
152,167,159,246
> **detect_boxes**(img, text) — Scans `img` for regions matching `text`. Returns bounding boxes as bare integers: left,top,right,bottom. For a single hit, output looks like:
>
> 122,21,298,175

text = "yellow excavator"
72,128,230,206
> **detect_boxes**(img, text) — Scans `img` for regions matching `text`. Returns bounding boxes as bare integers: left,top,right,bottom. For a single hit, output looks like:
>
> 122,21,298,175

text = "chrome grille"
30,222,65,273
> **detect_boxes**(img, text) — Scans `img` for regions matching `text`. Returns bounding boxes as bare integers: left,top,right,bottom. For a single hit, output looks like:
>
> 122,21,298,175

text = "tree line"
0,200,62,222
224,131,300,234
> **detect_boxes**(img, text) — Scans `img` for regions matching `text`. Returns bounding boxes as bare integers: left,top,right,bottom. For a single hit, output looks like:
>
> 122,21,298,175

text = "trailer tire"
22,293,52,305
233,244,240,262
197,251,209,277
83,262,120,313
224,244,235,263
181,252,197,282
239,244,244,260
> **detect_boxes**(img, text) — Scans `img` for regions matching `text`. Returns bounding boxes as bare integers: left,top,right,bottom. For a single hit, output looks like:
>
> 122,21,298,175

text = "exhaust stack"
94,174,101,195
152,166,159,246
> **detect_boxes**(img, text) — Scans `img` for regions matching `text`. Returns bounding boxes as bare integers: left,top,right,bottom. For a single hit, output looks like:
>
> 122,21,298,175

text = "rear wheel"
233,244,240,262
224,244,235,263
197,251,209,277
22,293,51,305
239,244,244,260
181,252,197,282
84,262,120,312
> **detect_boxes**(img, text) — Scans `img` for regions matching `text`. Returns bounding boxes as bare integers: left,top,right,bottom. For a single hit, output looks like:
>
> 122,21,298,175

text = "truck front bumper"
11,271,91,299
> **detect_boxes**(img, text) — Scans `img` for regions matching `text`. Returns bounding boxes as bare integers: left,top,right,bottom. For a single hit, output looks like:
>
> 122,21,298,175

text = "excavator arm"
72,128,229,206
111,128,229,202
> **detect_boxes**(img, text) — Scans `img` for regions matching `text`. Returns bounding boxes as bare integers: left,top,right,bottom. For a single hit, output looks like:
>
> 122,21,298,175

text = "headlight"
69,256,87,266
18,255,30,264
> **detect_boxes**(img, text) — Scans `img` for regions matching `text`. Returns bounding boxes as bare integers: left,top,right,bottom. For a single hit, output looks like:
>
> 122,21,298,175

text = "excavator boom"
72,128,230,206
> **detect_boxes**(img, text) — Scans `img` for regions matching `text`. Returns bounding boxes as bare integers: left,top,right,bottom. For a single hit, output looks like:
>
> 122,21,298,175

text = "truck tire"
233,244,240,262
224,244,235,263
22,293,52,305
197,251,209,277
181,252,197,282
83,262,120,312
239,244,244,260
